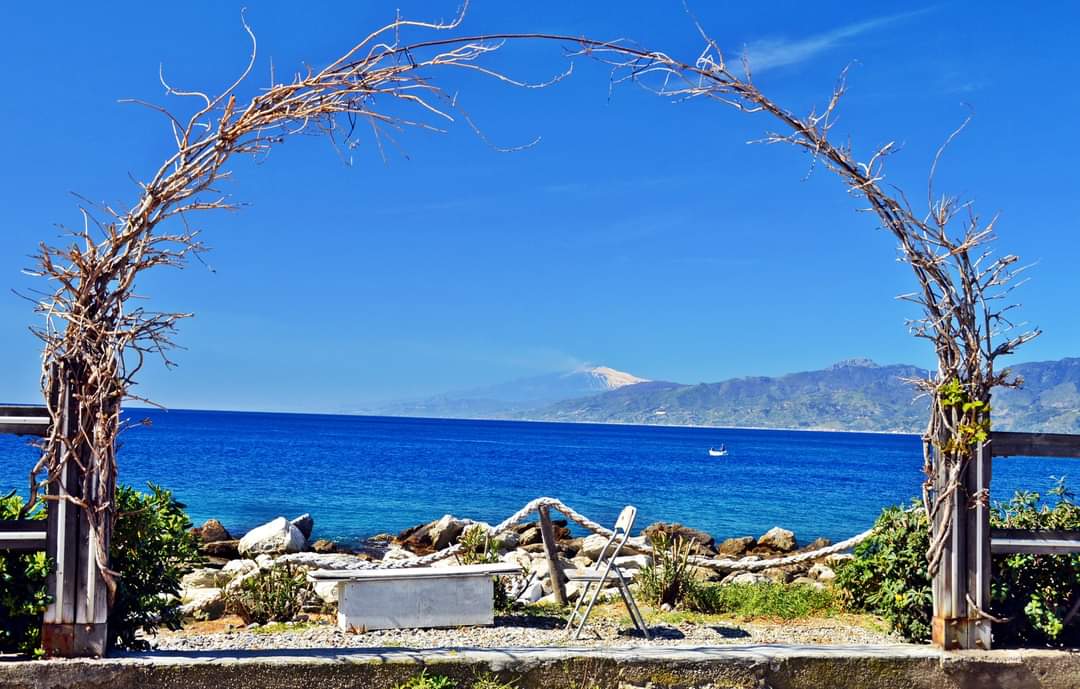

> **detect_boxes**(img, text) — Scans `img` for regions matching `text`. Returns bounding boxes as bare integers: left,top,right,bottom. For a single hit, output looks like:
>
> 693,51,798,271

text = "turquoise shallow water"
0,410,1075,546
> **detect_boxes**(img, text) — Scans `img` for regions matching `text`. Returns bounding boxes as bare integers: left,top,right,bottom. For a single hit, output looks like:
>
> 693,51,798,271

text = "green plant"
0,492,51,657
838,483,1080,646
638,533,698,609
835,500,932,642
458,525,512,612
687,582,838,620
109,483,204,650
990,478,1080,646
225,563,311,625
471,673,517,689
394,669,457,689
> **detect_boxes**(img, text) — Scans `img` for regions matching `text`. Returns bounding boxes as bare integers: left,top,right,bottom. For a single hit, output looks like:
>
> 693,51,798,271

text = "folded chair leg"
573,579,606,640
617,581,650,640
566,581,591,634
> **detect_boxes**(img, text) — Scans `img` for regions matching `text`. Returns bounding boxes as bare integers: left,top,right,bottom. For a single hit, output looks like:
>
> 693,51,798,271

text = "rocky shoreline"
178,511,850,624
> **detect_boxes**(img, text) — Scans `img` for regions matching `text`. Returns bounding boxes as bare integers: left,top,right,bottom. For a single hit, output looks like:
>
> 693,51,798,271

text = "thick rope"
297,496,875,572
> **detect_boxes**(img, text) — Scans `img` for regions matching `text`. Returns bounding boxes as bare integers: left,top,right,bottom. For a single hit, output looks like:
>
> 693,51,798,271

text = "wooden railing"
933,430,1080,650
0,406,49,552
1,403,107,657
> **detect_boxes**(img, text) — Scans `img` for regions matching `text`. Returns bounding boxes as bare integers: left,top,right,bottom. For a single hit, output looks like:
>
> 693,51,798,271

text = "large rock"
643,522,716,555
809,563,837,583
179,587,225,620
518,526,543,547
312,580,340,605
310,539,339,554
201,540,240,560
222,560,259,592
194,519,232,544
429,515,467,550
795,537,832,555
756,527,797,553
238,517,307,556
613,554,652,571
717,536,755,557
290,514,314,541
722,572,771,586
182,567,225,589
518,579,545,604
578,534,640,561
278,552,371,570
221,559,258,579
397,515,471,553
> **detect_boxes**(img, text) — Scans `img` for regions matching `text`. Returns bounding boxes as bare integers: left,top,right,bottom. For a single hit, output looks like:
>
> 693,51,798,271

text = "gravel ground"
150,613,899,652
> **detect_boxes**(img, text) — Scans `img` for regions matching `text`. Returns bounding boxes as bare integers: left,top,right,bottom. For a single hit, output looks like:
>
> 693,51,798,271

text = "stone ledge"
1,644,1077,689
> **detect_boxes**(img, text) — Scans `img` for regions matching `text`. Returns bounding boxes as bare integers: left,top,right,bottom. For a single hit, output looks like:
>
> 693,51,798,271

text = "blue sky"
1,1,1077,412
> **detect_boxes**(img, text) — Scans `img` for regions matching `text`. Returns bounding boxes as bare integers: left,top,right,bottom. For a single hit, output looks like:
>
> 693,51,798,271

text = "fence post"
538,505,567,606
42,370,109,657
964,441,993,649
931,442,992,650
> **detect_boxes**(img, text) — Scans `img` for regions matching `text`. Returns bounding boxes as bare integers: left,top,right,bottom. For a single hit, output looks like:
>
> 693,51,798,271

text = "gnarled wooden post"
41,365,109,657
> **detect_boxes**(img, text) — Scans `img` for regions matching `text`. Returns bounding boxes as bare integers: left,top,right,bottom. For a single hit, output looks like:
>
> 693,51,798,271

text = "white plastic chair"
564,505,650,639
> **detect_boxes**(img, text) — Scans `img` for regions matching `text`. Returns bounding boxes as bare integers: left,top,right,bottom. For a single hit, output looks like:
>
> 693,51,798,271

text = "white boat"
708,446,728,457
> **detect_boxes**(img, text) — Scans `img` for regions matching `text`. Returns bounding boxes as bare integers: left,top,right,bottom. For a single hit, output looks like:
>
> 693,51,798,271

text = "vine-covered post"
41,363,111,657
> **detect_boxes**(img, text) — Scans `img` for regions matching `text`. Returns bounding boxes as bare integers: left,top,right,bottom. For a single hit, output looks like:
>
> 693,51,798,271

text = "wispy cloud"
736,8,934,74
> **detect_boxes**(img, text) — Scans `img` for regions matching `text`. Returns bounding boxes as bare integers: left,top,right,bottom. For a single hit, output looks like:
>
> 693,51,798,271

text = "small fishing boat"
708,446,728,457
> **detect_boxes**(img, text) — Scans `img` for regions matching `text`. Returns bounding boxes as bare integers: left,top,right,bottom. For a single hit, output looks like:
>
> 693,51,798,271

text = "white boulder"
179,587,225,620
181,567,224,589
613,555,652,571
518,579,545,604
723,572,771,586
808,563,837,583
238,517,307,556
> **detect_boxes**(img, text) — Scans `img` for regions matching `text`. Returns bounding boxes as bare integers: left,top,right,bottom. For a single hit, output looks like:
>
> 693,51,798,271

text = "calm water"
0,410,1075,546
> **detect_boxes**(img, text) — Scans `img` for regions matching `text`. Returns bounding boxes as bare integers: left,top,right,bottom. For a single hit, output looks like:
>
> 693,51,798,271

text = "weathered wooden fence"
0,404,108,657
933,430,1080,650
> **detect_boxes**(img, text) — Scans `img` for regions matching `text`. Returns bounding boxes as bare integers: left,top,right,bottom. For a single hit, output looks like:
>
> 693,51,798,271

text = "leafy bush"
834,500,932,642
638,533,698,609
109,483,204,650
990,479,1080,647
687,582,838,620
0,483,201,653
458,525,512,612
837,482,1080,646
225,563,311,625
0,493,50,656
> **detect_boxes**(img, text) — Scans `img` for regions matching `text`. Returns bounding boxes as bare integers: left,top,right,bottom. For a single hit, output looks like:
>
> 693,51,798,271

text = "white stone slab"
310,562,520,581
336,572,497,631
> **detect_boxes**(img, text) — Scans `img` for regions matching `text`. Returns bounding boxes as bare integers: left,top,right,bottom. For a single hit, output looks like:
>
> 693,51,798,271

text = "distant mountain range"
369,366,649,419
366,358,1080,434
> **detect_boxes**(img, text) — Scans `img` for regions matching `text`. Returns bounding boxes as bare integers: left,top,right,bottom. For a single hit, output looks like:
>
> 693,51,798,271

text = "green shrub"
990,479,1080,647
109,483,204,650
0,483,201,654
458,525,512,612
0,492,51,657
837,482,1080,646
225,563,310,625
834,500,932,642
688,581,838,619
638,533,699,609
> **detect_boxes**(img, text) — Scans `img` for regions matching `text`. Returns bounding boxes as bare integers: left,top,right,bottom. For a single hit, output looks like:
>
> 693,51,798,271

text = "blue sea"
1,410,1075,547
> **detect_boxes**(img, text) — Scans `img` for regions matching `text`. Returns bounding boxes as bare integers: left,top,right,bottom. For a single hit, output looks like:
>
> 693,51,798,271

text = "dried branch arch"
25,8,1034,628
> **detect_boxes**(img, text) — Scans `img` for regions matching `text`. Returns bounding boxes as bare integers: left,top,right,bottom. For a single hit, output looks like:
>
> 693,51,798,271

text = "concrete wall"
1,645,1078,689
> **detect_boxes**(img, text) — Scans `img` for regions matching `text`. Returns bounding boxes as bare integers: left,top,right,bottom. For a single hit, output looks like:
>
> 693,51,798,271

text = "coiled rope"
287,496,876,572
